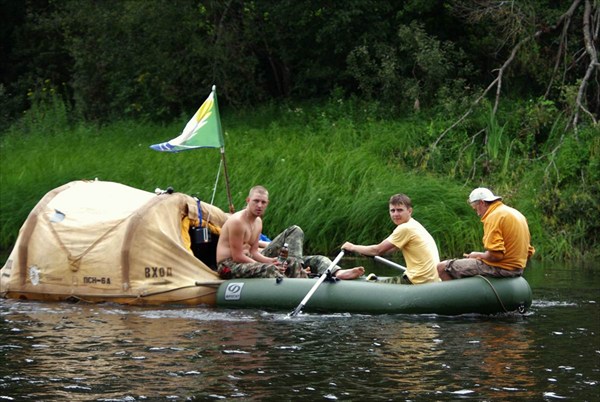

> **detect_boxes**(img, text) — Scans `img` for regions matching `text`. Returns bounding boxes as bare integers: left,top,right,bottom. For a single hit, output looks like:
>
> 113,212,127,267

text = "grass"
1,99,598,261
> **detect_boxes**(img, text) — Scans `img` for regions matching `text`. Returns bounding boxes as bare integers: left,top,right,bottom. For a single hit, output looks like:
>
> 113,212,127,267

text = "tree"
433,0,598,145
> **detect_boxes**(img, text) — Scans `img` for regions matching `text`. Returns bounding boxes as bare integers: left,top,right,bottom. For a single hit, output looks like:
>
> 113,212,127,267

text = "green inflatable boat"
216,275,533,315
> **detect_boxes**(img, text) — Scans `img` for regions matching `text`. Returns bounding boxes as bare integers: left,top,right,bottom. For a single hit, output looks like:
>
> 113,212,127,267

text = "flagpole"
212,85,235,213
220,147,235,213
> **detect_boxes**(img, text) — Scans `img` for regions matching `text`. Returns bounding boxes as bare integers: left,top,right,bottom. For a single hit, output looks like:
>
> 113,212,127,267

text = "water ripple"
1,273,599,401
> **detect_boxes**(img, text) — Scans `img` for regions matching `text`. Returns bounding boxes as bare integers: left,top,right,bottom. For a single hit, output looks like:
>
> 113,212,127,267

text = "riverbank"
1,100,597,260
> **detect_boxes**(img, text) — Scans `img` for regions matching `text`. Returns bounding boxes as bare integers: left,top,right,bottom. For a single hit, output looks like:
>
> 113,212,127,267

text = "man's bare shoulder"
223,210,244,227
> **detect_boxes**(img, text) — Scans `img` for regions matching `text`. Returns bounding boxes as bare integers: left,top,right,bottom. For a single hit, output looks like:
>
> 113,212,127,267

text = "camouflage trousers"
261,225,342,275
217,225,342,279
217,257,308,279
261,225,305,259
380,274,413,285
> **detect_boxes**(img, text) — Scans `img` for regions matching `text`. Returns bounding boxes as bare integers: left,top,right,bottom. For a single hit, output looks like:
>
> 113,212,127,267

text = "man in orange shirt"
437,187,535,281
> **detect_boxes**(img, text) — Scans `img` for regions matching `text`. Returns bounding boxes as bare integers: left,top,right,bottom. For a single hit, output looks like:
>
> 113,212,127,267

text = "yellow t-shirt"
386,218,441,284
481,202,535,270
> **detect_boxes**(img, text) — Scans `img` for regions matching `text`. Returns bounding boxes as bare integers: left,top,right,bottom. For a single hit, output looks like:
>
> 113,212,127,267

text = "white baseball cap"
468,187,502,203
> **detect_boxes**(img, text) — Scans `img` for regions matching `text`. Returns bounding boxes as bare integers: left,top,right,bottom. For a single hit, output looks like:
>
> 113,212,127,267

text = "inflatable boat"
2,273,532,316
215,275,532,315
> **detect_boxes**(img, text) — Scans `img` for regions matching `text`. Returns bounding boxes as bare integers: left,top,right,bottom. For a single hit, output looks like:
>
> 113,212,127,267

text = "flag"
150,86,224,152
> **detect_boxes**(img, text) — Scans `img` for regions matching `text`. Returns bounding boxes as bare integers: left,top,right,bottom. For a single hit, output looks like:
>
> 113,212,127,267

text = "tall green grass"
1,98,597,261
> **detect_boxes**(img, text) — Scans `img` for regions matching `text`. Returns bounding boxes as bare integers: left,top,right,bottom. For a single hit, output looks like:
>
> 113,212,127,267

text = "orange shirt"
481,202,535,270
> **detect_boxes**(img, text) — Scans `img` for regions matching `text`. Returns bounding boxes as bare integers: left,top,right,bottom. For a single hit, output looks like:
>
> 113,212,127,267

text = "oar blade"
289,303,305,317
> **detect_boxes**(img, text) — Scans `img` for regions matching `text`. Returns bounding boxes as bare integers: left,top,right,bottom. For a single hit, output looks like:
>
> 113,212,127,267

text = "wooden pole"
220,147,235,213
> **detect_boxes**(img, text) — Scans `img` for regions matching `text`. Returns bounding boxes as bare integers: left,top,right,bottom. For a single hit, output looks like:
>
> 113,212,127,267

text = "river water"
1,259,598,401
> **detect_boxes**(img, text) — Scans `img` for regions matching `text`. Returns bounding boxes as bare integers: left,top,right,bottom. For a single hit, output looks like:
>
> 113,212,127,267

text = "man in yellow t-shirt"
342,193,441,284
437,187,535,281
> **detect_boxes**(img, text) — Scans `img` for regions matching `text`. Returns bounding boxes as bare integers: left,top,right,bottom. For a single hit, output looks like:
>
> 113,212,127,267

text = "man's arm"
251,238,277,263
463,250,504,261
527,245,535,258
247,219,277,264
251,249,276,264
342,239,396,256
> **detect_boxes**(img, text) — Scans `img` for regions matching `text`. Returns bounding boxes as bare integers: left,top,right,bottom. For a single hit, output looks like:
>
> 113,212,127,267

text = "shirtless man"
216,185,364,279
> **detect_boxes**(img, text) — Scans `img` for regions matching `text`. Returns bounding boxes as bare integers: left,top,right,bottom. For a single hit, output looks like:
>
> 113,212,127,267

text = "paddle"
374,255,407,273
289,250,345,317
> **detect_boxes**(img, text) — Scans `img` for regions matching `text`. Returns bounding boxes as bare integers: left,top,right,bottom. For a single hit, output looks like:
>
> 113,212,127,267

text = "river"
1,259,598,401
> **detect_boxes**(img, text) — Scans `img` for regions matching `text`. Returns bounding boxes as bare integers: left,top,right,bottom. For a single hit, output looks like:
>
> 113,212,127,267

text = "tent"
0,180,227,305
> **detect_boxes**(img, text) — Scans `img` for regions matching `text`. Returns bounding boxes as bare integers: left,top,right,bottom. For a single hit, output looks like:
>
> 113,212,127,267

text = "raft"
216,276,532,315
0,179,533,315
1,274,532,315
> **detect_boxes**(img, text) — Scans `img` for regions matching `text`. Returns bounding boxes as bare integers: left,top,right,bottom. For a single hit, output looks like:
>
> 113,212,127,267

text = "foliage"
0,0,598,262
346,20,473,111
16,80,72,135
1,95,598,261
3,1,596,127
534,127,600,259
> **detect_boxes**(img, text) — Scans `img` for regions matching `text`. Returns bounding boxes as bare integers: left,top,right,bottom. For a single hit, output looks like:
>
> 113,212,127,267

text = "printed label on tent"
83,276,112,285
144,267,173,278
224,283,245,301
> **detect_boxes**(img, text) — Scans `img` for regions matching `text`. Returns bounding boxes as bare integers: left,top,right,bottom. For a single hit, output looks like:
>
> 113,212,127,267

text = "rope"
197,158,222,227
476,275,510,313
26,282,223,304
205,159,223,224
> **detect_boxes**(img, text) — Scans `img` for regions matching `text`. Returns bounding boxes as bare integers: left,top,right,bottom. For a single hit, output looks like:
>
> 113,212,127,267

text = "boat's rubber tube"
216,276,532,315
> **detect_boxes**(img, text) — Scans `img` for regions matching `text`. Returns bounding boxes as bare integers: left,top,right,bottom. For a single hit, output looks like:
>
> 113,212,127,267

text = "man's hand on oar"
289,250,345,317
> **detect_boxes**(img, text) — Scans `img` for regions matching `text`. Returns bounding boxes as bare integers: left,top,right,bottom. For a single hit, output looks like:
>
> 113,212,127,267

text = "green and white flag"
150,86,224,152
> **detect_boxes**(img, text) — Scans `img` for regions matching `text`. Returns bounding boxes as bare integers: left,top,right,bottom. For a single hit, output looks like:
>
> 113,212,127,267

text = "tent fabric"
0,180,222,301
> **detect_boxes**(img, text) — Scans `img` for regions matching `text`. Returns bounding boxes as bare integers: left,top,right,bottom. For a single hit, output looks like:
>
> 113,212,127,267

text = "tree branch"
571,0,599,132
431,0,588,154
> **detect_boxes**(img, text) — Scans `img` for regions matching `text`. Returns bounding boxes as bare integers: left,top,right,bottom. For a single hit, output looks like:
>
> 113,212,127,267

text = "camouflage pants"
380,274,413,285
261,225,305,259
217,257,308,279
302,255,342,276
261,225,342,275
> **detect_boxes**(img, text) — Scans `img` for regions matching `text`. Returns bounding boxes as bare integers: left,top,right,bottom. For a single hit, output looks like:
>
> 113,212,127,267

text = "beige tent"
0,180,227,305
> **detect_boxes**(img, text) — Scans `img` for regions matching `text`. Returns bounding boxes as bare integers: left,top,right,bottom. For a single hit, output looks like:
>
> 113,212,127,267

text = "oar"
289,250,345,317
374,255,407,273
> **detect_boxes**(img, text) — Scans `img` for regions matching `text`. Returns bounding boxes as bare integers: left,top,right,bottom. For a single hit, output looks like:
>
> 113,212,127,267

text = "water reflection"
453,321,537,399
367,320,444,394
1,304,257,400
1,259,599,401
